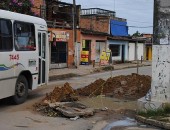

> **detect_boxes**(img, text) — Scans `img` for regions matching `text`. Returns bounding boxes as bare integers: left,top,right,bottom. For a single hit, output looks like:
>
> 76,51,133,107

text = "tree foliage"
132,31,142,37
0,0,35,15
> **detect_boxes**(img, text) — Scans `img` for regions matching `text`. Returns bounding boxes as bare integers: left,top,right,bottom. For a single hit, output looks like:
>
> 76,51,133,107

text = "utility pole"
138,0,170,111
135,39,139,74
72,0,77,68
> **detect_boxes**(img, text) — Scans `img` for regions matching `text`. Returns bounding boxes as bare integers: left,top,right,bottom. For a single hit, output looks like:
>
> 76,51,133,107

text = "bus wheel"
12,75,28,104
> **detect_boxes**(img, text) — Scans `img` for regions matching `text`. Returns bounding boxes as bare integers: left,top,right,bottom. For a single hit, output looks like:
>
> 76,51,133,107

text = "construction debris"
55,104,94,118
34,101,94,118
34,83,94,118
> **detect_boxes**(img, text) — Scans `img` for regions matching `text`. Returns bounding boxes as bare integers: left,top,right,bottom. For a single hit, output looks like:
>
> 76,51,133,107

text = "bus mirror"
53,37,56,42
53,38,56,46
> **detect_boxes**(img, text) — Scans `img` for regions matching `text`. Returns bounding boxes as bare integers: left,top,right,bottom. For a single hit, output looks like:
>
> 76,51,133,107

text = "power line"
128,20,153,24
128,25,153,28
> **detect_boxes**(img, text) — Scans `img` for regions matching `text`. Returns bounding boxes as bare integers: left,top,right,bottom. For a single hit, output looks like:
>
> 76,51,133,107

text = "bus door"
38,31,47,85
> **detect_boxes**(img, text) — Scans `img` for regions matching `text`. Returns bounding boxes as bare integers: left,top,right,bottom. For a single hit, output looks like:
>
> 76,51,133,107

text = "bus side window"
0,19,13,51
14,22,36,51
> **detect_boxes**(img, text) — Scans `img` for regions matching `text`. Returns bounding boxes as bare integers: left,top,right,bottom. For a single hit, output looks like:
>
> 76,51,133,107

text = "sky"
62,0,154,35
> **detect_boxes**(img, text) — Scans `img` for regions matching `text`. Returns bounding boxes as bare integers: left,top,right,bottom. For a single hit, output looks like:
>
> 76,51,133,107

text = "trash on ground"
70,116,80,121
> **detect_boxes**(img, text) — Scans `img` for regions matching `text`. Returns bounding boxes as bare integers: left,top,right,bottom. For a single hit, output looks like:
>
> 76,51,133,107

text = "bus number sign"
9,54,19,60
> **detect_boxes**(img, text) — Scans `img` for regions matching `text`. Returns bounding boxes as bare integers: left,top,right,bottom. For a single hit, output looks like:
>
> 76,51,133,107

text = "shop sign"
53,31,69,42
100,48,111,65
81,51,89,64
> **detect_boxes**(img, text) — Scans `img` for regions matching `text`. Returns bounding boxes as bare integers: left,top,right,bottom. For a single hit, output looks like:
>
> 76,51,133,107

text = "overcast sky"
62,0,154,35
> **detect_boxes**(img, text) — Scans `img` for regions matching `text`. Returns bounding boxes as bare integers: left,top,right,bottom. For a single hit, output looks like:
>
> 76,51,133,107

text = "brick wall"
32,0,44,16
80,16,109,33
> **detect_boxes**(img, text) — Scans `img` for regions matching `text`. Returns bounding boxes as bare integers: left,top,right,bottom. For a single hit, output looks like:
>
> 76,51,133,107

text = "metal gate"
50,42,67,68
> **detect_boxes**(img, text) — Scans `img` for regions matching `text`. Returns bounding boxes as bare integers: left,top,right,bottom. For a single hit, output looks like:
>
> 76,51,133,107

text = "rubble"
55,105,94,118
34,83,94,118
34,101,94,118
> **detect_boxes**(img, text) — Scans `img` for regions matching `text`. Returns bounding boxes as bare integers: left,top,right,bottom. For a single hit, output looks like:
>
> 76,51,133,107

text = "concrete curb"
136,115,170,130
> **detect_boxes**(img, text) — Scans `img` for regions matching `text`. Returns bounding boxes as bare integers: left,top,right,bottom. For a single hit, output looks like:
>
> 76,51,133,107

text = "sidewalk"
49,61,152,81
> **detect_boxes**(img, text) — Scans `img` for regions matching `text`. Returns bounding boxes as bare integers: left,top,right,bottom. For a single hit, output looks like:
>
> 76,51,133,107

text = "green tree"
132,31,142,37
0,0,35,15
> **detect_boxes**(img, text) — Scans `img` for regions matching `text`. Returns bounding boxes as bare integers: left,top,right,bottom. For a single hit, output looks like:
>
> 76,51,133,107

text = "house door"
95,41,106,62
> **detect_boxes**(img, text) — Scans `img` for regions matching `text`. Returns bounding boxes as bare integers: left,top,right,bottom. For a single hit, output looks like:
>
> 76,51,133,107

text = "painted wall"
110,20,128,36
128,43,135,61
108,40,128,61
129,42,145,61
137,43,145,60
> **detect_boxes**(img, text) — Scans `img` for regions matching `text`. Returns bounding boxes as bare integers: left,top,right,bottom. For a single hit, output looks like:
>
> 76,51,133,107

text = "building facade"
32,0,81,68
80,8,129,63
30,1,141,67
48,28,81,68
81,30,107,63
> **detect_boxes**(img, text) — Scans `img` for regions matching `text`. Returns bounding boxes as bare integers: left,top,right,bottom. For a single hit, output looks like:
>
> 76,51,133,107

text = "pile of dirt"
34,74,151,118
43,82,78,103
76,73,151,99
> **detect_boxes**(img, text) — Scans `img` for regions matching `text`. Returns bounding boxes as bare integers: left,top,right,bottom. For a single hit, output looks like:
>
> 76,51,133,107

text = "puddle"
103,117,137,130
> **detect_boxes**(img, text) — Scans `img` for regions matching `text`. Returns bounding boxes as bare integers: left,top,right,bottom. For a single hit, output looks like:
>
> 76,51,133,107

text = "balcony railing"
47,21,72,28
81,8,116,17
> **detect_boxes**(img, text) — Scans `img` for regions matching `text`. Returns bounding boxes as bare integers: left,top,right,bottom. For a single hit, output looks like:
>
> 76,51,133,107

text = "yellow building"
142,34,153,61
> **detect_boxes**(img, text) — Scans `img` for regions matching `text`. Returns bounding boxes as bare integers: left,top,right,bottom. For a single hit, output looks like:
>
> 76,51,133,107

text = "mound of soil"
40,74,151,103
76,73,151,99
34,74,151,117
43,82,78,103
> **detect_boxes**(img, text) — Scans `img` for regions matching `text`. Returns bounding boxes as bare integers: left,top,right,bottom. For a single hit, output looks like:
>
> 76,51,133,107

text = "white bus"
0,10,49,104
